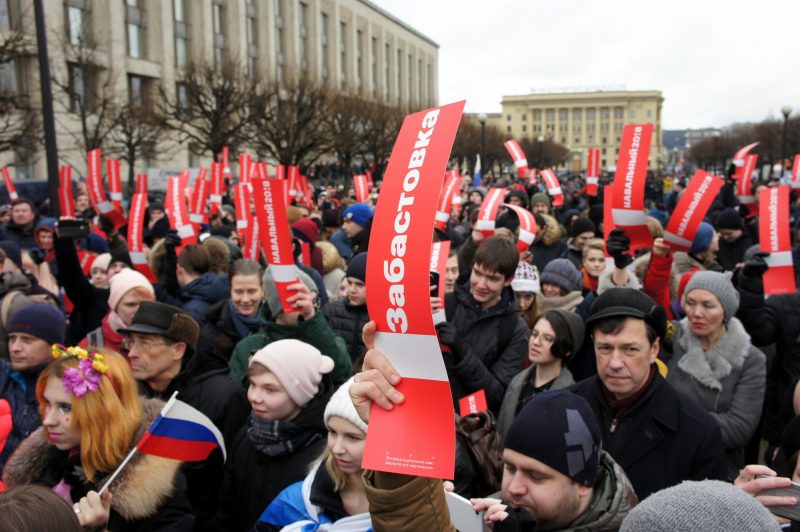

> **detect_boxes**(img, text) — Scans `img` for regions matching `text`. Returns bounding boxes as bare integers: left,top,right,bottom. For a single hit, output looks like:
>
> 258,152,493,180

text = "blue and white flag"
472,155,483,188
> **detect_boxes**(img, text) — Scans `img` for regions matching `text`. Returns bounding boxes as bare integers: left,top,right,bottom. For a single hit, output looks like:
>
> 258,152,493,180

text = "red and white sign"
476,187,507,238
275,164,286,181
528,168,538,186
434,173,460,230
287,165,300,201
135,173,148,195
430,240,450,325
504,139,529,178
790,155,800,190
603,183,616,269
220,146,232,183
59,165,75,218
540,169,564,207
189,168,210,225
503,203,538,252
611,124,654,251
363,100,464,480
299,241,311,266
760,185,795,295
354,174,369,203
239,153,252,185
127,192,157,283
736,154,759,218
243,216,261,261
1,167,17,201
586,148,601,196
663,170,723,252
234,183,250,232
458,390,488,417
165,175,196,249
86,149,127,229
733,142,759,166
365,169,374,191
106,159,123,211
252,178,299,315
209,163,223,215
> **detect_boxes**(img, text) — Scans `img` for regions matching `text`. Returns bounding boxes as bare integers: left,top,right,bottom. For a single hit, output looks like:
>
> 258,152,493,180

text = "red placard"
540,169,564,207
243,216,261,261
611,124,654,251
189,168,210,225
220,146,232,183
503,203,538,252
299,241,311,266
363,101,464,480
476,188,506,238
733,142,759,166
504,139,529,178
791,155,800,191
165,175,196,249
135,173,148,195
586,148,601,196
239,153,252,185
458,390,488,417
366,169,375,191
760,186,796,295
59,165,75,218
736,154,759,218
434,173,460,230
234,182,251,247
86,149,127,229
127,192,157,283
275,164,286,181
354,174,369,203
1,167,17,201
528,168,538,186
603,183,616,269
430,240,450,324
106,159,123,211
287,165,300,202
252,178,298,315
664,170,723,252
450,174,463,217
209,163,223,216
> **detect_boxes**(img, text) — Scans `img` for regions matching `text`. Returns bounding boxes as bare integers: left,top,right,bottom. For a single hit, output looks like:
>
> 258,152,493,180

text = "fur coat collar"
2,398,182,521
676,317,751,392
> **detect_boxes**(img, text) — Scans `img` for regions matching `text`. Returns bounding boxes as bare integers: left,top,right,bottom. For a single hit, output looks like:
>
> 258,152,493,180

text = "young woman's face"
528,318,557,366
516,292,536,314
42,376,82,452
542,283,564,298
683,288,725,339
116,289,149,327
247,370,300,421
231,274,263,317
90,266,108,288
327,416,366,475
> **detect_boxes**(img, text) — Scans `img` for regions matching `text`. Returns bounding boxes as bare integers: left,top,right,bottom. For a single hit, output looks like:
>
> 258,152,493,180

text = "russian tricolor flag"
136,398,226,462
472,154,483,188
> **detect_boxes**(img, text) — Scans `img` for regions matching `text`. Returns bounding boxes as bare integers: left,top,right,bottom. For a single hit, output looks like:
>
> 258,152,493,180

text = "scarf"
229,300,261,339
582,268,598,293
602,365,657,419
246,412,322,457
40,447,97,504
107,311,126,334
538,290,584,313
676,317,750,391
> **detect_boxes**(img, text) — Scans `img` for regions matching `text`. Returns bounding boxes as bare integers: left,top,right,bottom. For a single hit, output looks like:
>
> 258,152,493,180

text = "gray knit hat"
540,258,582,294
620,480,780,531
262,265,318,317
684,271,739,322
530,192,550,208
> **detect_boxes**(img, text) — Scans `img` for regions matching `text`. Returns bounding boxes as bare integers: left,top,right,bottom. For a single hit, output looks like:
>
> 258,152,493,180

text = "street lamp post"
781,105,792,178
712,130,721,174
33,0,60,214
537,135,545,168
477,113,487,179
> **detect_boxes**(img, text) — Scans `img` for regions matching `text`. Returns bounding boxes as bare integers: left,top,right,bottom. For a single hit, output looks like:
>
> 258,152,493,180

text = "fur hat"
324,377,368,434
250,339,334,407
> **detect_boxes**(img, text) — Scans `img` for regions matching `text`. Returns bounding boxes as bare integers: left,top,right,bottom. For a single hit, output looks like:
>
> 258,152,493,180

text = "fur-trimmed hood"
2,398,183,521
539,214,563,246
675,317,751,391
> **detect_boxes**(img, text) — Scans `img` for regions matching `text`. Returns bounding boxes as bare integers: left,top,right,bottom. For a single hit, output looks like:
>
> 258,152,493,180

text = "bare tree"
0,25,41,157
519,137,569,169
160,58,257,158
451,117,509,174
360,101,404,180
326,92,367,173
250,75,332,166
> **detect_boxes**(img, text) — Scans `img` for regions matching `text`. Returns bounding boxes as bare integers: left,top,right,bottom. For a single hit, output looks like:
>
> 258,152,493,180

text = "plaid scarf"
246,411,322,457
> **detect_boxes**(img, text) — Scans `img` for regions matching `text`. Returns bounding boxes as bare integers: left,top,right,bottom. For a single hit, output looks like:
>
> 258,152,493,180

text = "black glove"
97,214,115,236
606,228,633,269
742,251,769,278
436,322,464,361
493,505,539,532
163,229,182,250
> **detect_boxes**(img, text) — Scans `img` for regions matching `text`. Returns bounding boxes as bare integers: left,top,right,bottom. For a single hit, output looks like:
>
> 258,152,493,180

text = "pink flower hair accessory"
51,345,109,398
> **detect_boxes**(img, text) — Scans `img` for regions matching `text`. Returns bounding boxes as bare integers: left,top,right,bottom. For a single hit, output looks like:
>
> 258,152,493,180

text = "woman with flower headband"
2,346,195,531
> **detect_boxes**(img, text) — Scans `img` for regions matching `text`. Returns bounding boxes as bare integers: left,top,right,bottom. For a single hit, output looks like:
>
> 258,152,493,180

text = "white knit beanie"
324,377,368,434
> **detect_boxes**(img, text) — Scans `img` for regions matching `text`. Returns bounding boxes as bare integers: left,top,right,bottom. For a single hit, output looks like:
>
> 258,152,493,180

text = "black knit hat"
715,208,743,230
505,390,602,486
586,287,667,339
346,252,367,282
569,217,597,238
505,189,529,208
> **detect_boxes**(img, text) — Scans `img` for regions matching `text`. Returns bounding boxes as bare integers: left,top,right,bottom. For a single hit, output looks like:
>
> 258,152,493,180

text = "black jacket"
445,275,529,414
55,236,109,344
717,234,753,272
531,239,568,273
570,373,727,499
139,345,249,530
215,379,333,531
195,299,257,373
322,298,369,365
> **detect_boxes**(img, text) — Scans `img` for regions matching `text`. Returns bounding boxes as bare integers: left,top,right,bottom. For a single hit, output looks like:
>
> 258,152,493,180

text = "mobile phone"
56,218,90,239
430,271,440,297
757,475,800,521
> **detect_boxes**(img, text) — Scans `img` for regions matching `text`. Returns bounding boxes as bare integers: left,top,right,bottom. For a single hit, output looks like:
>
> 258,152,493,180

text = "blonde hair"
315,241,345,274
37,350,141,482
582,238,606,259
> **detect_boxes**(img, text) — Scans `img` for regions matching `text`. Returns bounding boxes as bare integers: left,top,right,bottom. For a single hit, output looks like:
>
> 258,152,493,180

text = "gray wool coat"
666,317,766,479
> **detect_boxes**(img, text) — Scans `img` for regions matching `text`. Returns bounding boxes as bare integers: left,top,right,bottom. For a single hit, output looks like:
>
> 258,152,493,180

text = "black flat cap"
585,287,667,339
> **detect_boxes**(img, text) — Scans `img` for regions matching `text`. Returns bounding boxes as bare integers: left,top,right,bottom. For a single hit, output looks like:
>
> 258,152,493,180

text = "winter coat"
215,380,333,531
322,298,370,365
195,299,257,373
229,306,352,389
55,236,109,344
667,317,765,478
139,343,249,529
0,359,41,476
364,471,455,532
3,398,195,531
79,312,125,353
258,461,372,531
171,272,229,327
496,365,575,439
570,372,727,499
718,234,753,272
0,220,37,250
445,275,530,413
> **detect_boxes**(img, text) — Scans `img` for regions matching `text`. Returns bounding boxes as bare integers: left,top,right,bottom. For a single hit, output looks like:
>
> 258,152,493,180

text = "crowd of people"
0,165,798,531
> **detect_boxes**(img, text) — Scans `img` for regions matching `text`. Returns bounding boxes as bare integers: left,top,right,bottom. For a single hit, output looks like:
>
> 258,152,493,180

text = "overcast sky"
373,0,798,130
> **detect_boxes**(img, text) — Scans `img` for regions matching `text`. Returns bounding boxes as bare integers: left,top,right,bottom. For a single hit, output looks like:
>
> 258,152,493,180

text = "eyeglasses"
123,336,169,352
530,329,556,346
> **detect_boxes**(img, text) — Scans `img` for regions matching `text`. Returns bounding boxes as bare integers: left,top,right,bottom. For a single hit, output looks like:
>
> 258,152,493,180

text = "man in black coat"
120,301,249,531
569,288,727,499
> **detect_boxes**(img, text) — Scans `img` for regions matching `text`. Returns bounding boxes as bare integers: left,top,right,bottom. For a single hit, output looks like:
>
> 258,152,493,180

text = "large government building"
489,89,664,172
2,0,438,180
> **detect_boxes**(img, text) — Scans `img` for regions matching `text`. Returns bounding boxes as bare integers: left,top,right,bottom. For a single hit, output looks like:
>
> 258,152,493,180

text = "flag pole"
98,391,179,495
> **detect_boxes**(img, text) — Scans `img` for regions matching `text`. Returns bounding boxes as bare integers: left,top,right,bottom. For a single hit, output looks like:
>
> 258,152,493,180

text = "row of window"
507,107,654,122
